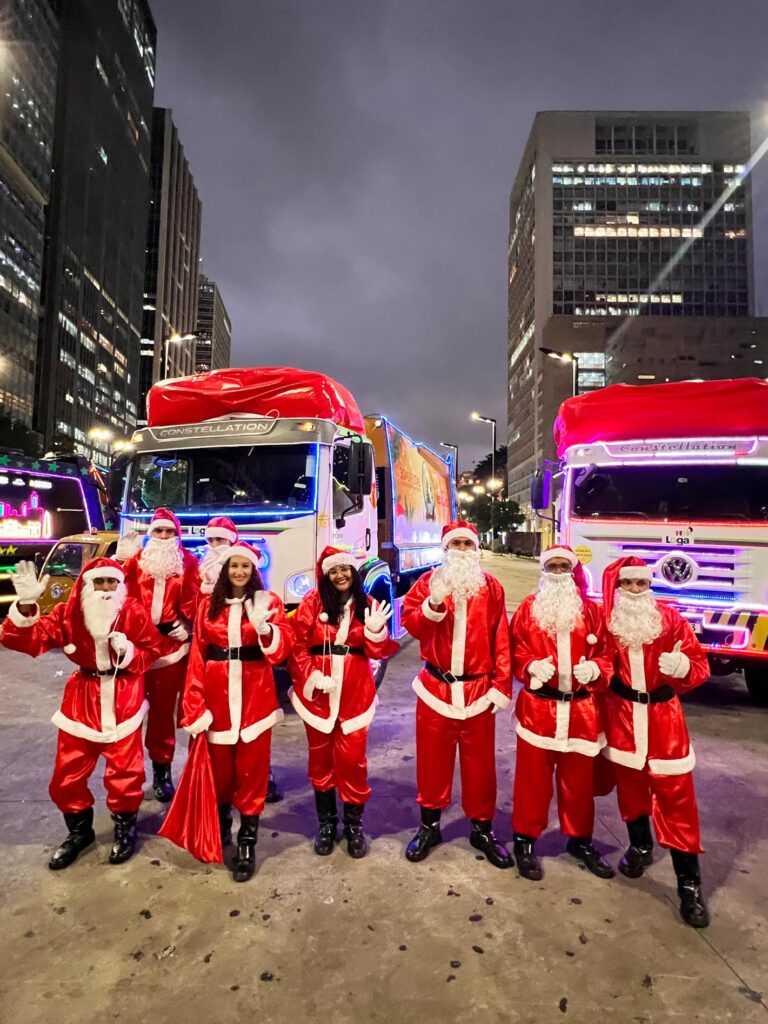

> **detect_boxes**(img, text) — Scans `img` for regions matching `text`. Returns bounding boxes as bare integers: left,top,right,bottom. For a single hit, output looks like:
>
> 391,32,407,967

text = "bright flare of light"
472,485,486,495
486,478,503,491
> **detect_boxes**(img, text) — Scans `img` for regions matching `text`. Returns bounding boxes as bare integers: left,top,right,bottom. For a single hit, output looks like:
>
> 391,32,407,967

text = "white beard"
531,574,583,635
441,549,486,601
200,547,223,586
81,582,127,639
140,537,184,579
609,590,663,648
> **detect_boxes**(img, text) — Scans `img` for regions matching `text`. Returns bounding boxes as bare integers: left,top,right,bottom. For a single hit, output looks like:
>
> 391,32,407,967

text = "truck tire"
744,664,768,707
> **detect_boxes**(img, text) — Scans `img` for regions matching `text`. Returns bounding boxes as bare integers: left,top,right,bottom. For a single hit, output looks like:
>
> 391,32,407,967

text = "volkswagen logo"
660,553,697,585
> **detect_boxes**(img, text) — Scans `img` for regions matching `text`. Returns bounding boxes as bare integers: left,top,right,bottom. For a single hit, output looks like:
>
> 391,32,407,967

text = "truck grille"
613,542,748,602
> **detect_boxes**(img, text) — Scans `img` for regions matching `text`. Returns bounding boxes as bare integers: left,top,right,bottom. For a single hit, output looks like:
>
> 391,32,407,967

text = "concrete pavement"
0,554,766,1023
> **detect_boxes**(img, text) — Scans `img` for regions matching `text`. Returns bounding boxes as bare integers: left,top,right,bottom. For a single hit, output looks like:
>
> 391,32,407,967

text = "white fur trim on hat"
150,518,177,532
540,547,578,568
219,544,261,568
63,643,77,654
82,565,125,583
205,526,237,543
619,565,652,581
441,527,478,549
321,551,359,575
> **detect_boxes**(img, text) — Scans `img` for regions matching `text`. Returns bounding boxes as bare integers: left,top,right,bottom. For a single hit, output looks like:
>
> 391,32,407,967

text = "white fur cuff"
259,623,281,656
114,640,135,669
364,624,388,643
421,596,447,623
7,601,39,628
486,687,511,711
303,669,325,701
183,709,213,736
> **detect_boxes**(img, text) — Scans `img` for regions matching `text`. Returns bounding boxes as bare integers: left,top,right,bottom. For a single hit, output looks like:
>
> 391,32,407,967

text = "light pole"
163,332,198,379
440,442,459,491
539,346,580,396
470,411,497,544
88,426,114,467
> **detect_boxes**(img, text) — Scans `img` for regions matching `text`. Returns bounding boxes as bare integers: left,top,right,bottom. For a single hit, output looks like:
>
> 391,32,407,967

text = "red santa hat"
61,557,126,655
441,521,479,550
601,556,653,616
540,543,589,596
149,507,181,537
317,545,359,583
217,541,263,573
205,516,238,544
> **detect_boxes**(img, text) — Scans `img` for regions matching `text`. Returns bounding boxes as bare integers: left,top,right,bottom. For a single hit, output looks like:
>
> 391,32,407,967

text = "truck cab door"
332,438,374,556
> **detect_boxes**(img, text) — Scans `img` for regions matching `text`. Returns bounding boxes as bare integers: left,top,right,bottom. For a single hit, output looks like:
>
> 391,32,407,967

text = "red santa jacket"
123,547,200,669
288,590,399,735
600,603,709,775
1,597,159,743
510,595,611,757
180,591,293,744
401,570,512,720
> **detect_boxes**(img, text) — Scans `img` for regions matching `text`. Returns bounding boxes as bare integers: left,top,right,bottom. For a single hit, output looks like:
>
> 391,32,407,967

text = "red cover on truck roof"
554,377,768,456
147,367,366,433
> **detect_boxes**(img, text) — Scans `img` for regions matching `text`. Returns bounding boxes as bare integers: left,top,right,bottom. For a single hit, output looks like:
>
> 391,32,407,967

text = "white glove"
168,622,190,643
116,530,142,561
11,561,49,604
109,631,129,655
528,656,555,688
491,702,504,715
365,599,392,634
658,641,690,679
253,606,276,637
573,657,600,685
315,674,338,693
429,570,450,608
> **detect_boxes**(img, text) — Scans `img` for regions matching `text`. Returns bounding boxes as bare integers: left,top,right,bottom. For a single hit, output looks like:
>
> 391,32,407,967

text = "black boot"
49,808,96,871
671,849,710,928
513,834,543,881
619,815,654,879
566,836,615,879
218,804,233,846
109,811,137,864
469,819,513,869
405,807,443,862
343,803,369,859
266,769,283,804
151,762,175,803
233,814,259,883
313,789,339,856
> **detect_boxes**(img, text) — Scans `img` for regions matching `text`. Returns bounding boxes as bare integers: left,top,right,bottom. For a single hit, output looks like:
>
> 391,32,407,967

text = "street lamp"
164,332,198,379
88,426,114,467
440,442,459,490
470,411,497,543
472,484,486,495
539,346,580,396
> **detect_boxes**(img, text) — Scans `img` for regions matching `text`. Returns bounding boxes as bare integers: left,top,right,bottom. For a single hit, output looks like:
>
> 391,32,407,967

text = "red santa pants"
208,731,272,817
304,722,371,805
415,700,496,820
512,737,596,839
612,762,703,854
144,657,188,764
48,728,145,814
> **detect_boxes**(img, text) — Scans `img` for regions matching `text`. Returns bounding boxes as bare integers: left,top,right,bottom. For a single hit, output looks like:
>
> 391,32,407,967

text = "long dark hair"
318,566,367,626
208,559,264,620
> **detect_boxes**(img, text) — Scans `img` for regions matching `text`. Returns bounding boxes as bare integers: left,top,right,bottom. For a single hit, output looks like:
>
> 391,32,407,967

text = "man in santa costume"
600,556,711,928
401,521,512,868
119,508,201,801
509,545,613,880
0,558,159,868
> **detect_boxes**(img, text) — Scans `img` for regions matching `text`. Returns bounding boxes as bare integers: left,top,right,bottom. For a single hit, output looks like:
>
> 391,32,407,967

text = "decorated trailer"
531,378,768,705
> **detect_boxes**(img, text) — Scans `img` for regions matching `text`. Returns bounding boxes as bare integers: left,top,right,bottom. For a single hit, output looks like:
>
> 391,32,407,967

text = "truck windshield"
572,464,768,522
126,445,319,514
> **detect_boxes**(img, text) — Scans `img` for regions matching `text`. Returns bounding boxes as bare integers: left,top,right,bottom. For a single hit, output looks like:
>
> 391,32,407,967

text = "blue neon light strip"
122,510,314,520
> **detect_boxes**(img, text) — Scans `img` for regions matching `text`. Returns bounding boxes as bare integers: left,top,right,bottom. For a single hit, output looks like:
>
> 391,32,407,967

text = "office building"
194,273,231,374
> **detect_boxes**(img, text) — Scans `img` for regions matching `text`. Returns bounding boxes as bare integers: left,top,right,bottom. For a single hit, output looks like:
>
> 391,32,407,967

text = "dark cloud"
151,0,768,470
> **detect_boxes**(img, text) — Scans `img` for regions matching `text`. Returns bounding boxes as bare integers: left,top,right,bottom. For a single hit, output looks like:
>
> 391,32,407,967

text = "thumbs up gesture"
528,655,555,689
573,656,600,685
658,640,690,679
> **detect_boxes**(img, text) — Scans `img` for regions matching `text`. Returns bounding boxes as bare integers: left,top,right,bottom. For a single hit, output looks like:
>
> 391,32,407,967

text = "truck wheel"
744,664,768,707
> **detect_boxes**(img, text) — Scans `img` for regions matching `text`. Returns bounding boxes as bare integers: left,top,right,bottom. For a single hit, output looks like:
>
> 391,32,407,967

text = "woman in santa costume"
401,521,513,868
179,542,293,881
509,545,613,880
288,547,399,858
119,508,201,802
600,556,711,927
0,558,159,868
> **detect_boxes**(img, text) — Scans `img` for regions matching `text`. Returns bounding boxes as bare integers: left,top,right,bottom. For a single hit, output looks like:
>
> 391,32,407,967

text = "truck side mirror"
347,437,374,496
531,466,552,511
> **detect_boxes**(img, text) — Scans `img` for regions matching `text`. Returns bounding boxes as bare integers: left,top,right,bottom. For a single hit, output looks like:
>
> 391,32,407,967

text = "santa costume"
176,542,293,881
600,556,711,927
121,508,201,801
288,547,399,858
509,545,613,880
400,521,512,868
0,557,159,868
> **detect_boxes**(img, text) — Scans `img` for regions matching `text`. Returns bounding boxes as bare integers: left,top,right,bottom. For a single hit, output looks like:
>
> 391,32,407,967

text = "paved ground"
0,552,766,1023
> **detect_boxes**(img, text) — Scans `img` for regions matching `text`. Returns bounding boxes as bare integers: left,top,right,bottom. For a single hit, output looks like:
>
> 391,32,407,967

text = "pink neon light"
0,473,92,540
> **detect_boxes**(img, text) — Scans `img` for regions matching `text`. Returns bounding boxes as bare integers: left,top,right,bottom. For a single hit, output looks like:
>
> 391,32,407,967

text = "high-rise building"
35,0,156,462
194,273,231,375
139,107,202,422
507,111,758,522
0,0,58,430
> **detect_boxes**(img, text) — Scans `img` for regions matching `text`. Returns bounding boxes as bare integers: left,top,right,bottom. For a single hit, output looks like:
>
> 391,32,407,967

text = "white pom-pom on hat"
586,633,598,645
319,612,329,623
63,643,76,654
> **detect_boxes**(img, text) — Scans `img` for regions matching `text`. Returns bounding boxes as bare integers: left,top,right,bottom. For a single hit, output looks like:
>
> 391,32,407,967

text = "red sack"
158,735,223,864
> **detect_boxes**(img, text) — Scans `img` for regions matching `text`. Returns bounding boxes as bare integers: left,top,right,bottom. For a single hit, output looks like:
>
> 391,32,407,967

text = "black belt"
527,684,592,703
425,661,482,684
156,620,177,636
80,668,131,678
610,678,675,705
206,644,264,662
309,644,366,657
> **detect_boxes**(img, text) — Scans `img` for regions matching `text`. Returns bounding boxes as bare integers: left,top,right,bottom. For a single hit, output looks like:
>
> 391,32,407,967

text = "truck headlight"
286,571,313,599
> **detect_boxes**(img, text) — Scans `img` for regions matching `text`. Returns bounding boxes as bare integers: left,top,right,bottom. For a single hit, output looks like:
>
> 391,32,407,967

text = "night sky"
151,0,768,471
